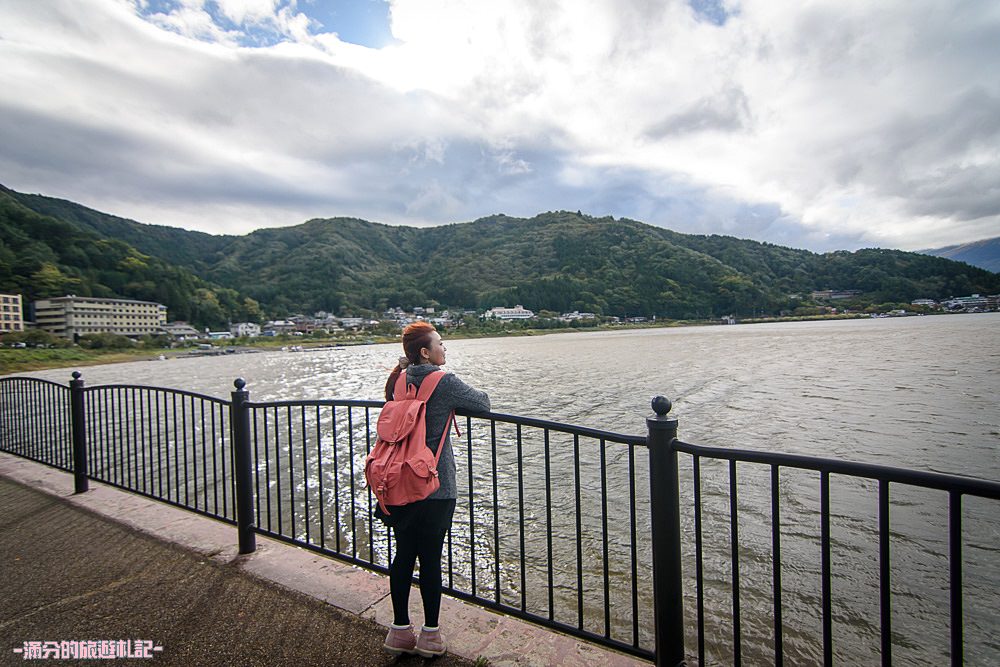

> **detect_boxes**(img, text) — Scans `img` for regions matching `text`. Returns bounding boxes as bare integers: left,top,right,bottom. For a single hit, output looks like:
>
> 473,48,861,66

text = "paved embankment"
0,454,646,666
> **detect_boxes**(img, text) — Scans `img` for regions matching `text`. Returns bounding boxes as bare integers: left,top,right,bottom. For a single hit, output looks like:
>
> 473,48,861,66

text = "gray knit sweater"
404,363,491,500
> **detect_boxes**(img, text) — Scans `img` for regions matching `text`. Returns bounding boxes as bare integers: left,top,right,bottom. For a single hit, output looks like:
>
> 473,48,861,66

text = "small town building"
230,322,261,338
0,293,24,333
162,321,201,340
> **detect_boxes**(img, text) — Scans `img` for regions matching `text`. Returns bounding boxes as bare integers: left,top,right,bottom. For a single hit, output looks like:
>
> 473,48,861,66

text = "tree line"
2,187,998,329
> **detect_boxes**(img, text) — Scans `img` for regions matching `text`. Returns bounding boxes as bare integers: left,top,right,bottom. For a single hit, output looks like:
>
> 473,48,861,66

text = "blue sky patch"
689,0,732,26
136,0,396,48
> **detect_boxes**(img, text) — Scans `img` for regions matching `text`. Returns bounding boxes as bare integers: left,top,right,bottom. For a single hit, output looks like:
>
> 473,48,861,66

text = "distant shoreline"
0,310,973,377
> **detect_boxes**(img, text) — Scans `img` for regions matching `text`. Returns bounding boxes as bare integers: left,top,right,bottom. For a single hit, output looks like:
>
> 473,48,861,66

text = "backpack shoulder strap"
391,371,409,401
414,370,447,401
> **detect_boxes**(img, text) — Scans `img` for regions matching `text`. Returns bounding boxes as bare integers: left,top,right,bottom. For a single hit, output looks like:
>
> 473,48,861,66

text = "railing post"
230,377,256,554
69,371,88,494
647,396,685,667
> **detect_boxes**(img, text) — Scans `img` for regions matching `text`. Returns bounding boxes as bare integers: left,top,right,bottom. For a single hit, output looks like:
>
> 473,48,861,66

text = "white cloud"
0,0,998,251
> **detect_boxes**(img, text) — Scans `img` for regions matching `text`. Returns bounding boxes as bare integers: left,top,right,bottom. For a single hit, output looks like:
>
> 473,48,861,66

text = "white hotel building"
33,295,167,340
485,304,535,320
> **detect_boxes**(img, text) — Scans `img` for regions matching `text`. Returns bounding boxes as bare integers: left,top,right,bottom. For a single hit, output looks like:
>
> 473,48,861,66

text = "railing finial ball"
72,371,81,380
651,395,672,416
234,377,246,390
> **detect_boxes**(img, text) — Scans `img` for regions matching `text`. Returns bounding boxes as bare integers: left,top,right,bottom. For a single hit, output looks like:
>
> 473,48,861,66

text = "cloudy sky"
2,0,999,252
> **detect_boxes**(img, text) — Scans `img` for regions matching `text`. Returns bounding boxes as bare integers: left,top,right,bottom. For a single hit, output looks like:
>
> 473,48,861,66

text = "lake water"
18,313,1000,664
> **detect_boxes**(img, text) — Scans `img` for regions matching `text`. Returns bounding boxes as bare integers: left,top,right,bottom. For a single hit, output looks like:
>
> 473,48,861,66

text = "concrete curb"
0,453,648,666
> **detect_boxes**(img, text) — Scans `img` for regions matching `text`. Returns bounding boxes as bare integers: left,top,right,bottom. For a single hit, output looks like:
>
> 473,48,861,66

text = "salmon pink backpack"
365,370,458,516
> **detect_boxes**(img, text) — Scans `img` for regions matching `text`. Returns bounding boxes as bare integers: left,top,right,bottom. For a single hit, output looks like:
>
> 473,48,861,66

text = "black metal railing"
672,440,1000,667
2,373,999,667
235,386,654,658
0,376,72,471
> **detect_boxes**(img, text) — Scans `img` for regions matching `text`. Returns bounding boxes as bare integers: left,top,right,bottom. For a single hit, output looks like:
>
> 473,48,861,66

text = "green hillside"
0,189,260,327
4,185,999,323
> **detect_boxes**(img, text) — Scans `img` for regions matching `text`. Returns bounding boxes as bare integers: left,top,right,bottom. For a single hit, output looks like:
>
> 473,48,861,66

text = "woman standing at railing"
381,321,491,658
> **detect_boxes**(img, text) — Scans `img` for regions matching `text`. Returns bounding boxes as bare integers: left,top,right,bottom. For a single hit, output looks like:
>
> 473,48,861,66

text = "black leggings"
389,498,456,628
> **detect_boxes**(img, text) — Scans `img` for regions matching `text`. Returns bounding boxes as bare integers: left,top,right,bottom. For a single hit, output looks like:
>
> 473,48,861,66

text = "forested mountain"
3,185,999,326
920,237,1000,273
0,188,261,325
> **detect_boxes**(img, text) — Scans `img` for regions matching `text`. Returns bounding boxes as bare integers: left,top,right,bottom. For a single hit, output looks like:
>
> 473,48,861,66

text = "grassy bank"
0,348,172,376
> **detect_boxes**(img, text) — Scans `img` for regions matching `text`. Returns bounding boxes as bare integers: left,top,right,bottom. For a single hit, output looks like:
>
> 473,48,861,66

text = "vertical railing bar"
949,490,963,667
125,387,134,488
156,390,164,499
879,479,891,667
47,383,53,466
119,387,126,487
317,405,325,550
229,400,237,522
30,380,37,461
628,442,639,648
220,400,229,520
94,387,103,481
41,382,49,464
332,406,341,554
467,412,477,598
187,395,195,508
101,388,110,484
694,455,705,666
517,423,527,614
42,382,49,463
172,393,180,503
263,407,272,532
542,426,554,619
101,388,109,483
117,387,125,487
301,405,310,545
821,470,832,666
163,392,171,498
210,401,218,515
347,408,356,560
181,393,190,506
600,438,611,639
141,390,150,494
285,405,296,540
128,388,136,491
132,388,140,491
53,383,59,466
276,406,284,536
771,465,784,667
730,458,742,667
47,382,53,464
574,433,584,630
108,387,115,483
491,419,500,605
66,384,73,469
200,399,208,511
251,406,259,525
287,405,295,539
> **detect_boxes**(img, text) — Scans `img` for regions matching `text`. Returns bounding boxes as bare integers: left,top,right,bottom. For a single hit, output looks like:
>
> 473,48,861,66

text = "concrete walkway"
0,453,648,666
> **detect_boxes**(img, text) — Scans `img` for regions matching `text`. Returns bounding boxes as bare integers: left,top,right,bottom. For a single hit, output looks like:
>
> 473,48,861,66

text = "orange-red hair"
384,321,438,400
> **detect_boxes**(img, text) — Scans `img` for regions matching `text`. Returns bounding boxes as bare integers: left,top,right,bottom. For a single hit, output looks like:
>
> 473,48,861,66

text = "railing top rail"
0,377,71,391
675,439,1000,499
82,383,230,407
469,408,646,446
245,398,382,410
242,398,646,446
